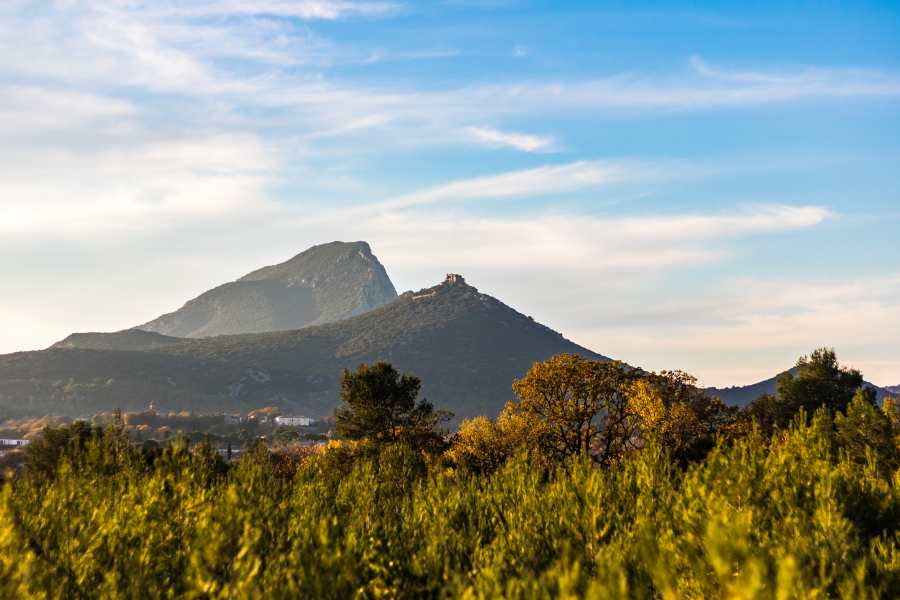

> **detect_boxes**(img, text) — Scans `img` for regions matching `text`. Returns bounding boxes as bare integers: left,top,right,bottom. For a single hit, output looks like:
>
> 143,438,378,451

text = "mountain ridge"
0,274,607,421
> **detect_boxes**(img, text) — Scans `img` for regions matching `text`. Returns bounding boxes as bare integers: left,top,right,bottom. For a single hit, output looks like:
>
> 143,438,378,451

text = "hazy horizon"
2,1,899,387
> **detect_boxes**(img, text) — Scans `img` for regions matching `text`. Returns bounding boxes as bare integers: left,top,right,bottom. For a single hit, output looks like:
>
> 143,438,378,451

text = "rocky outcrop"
137,241,397,338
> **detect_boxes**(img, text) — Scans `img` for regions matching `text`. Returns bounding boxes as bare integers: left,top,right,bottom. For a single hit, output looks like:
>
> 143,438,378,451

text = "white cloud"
470,71,900,113
464,126,557,152
303,114,392,139
607,204,831,239
0,133,278,237
688,54,864,86
573,274,900,387
365,161,629,212
3,3,900,162
44,0,403,22
150,0,403,20
351,204,829,272
0,86,136,134
305,157,700,220
362,48,459,63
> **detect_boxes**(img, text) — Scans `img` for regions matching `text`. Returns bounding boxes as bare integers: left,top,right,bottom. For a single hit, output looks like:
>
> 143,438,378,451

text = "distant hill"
0,275,606,421
706,375,785,407
138,241,397,338
885,385,900,396
708,370,891,407
52,330,183,352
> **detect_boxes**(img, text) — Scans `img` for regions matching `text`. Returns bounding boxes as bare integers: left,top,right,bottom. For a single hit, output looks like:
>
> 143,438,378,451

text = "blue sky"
1,0,899,386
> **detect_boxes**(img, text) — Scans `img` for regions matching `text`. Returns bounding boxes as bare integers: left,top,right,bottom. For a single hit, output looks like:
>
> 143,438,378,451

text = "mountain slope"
138,241,397,338
0,275,606,420
706,374,786,407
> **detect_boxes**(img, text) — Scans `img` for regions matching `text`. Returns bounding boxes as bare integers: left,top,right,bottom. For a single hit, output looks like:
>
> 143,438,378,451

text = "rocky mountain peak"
137,241,397,338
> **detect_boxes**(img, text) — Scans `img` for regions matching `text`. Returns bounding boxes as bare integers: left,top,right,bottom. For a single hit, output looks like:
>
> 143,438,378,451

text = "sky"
1,0,900,388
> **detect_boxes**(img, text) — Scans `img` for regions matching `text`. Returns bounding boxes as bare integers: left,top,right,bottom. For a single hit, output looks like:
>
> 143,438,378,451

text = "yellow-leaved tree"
627,370,736,462
447,401,548,472
509,354,638,464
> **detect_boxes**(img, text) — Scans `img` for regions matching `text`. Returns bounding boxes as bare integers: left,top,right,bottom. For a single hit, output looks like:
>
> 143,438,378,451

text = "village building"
0,439,30,448
274,416,314,427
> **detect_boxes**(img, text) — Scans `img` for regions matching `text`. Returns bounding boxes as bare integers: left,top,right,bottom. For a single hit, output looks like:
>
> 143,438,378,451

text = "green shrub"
1,410,899,598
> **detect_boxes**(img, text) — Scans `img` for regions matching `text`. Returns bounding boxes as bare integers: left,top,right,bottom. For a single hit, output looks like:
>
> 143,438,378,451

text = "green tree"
775,348,867,425
834,389,898,472
270,428,301,447
23,420,99,479
335,362,450,446
740,392,796,437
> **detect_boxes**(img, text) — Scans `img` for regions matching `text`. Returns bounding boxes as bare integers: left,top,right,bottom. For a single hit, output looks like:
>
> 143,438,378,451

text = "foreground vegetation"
1,349,899,598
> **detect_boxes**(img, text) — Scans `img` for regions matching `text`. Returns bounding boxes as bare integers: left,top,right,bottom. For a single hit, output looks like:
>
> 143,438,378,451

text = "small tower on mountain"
445,273,465,285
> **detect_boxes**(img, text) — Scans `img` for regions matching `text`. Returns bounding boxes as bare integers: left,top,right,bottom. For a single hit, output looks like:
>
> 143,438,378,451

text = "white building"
0,439,30,447
274,416,314,427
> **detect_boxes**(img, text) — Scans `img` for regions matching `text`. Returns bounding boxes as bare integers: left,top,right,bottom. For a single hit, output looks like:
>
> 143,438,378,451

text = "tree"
335,362,450,447
23,420,99,478
776,348,868,425
882,395,900,451
835,389,898,472
447,401,549,472
626,371,736,462
510,354,638,464
447,416,507,473
741,393,782,437
270,429,301,447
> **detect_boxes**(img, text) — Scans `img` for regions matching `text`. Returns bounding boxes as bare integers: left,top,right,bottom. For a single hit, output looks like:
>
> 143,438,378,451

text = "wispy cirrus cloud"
456,67,900,115
4,2,900,156
363,161,627,212
361,204,830,272
130,1,403,20
464,126,557,152
246,65,900,141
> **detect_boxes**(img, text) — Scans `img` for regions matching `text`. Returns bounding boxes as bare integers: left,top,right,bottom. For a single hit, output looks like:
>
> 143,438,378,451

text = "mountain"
0,275,606,421
708,370,891,407
138,241,397,338
706,374,786,407
885,385,900,396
